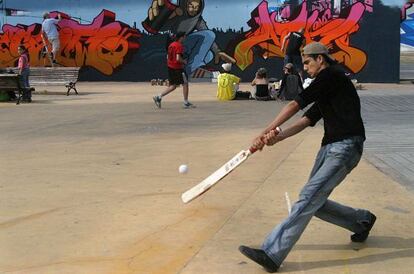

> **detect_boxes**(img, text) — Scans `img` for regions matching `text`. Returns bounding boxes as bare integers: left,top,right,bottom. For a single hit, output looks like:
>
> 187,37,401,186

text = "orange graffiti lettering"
0,10,141,75
233,0,368,73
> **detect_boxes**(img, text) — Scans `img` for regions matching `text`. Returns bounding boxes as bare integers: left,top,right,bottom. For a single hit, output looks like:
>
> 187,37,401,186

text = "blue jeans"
184,30,215,76
262,136,371,265
19,68,30,88
19,68,31,100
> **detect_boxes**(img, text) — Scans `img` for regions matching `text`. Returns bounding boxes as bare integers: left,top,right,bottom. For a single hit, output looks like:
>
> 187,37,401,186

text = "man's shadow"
282,236,414,272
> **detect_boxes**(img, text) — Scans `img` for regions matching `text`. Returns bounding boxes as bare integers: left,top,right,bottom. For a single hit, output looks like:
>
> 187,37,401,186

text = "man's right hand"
251,135,266,151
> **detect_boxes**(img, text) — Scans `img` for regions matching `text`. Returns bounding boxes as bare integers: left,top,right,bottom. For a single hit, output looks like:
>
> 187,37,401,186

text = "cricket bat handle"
248,127,281,154
248,147,258,154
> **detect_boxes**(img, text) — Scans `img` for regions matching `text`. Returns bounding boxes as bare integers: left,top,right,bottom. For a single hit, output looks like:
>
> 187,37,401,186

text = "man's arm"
177,53,187,65
263,116,311,146
41,30,48,45
251,74,257,86
252,100,301,150
281,32,290,52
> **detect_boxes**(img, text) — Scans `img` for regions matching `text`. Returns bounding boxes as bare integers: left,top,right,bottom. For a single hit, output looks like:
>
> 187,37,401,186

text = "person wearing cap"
239,42,376,273
278,63,303,100
216,63,241,101
41,12,62,65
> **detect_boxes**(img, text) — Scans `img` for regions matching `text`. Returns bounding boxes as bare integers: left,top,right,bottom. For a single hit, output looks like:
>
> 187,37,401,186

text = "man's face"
187,0,201,16
303,55,323,78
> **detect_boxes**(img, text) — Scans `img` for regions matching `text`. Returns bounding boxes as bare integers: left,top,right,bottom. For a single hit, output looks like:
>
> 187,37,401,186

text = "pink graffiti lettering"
233,0,369,73
0,10,141,75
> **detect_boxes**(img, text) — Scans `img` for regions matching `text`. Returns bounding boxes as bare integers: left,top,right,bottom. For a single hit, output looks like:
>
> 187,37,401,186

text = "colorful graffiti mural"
0,0,401,82
401,0,413,21
141,0,235,76
0,10,141,75
231,0,372,74
402,12,414,49
401,1,414,50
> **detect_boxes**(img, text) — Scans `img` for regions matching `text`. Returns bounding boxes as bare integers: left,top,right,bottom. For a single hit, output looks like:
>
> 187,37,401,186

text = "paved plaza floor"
1,82,413,273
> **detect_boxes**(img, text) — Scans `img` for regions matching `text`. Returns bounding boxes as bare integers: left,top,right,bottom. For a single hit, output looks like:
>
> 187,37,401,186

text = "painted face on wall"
96,37,129,72
187,0,201,17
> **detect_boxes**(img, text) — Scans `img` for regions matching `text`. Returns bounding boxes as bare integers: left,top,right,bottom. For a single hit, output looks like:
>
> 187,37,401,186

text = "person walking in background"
239,42,376,273
41,12,61,65
17,45,31,103
153,32,195,109
281,28,305,79
216,63,240,101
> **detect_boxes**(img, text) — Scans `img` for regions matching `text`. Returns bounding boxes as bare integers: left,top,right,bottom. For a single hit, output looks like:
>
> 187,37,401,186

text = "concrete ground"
1,82,414,274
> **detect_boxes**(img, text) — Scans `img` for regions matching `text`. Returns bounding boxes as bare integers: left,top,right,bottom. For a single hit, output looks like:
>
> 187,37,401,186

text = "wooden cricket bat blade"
181,147,256,203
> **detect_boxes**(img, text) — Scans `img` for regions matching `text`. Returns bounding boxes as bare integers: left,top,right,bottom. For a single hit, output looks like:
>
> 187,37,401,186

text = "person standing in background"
41,12,61,65
17,44,31,102
281,28,306,79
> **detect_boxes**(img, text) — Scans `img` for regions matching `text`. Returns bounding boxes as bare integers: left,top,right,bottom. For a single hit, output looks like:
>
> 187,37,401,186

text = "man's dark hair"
307,54,336,65
175,32,186,41
18,44,30,62
165,32,186,51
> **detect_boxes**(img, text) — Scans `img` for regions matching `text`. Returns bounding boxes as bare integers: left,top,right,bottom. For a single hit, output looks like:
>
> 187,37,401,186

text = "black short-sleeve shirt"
294,65,365,146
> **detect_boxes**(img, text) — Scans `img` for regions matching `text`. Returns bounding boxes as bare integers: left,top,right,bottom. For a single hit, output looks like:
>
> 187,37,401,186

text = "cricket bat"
181,147,257,204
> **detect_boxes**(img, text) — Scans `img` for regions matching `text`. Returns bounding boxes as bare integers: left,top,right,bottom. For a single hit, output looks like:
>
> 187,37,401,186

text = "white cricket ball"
179,164,188,174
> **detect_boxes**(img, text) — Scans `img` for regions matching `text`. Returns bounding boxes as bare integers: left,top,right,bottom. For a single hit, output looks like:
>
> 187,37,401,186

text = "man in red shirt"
153,32,195,109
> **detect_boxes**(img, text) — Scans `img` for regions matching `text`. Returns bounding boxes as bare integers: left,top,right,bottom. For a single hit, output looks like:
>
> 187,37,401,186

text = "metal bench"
9,67,81,96
0,73,24,104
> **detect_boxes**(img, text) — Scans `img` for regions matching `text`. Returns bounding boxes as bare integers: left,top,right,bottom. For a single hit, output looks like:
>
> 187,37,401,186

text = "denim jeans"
262,136,371,265
19,68,31,100
184,30,215,76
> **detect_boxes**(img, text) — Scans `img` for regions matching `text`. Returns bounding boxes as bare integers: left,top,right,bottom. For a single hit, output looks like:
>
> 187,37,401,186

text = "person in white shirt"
41,12,61,65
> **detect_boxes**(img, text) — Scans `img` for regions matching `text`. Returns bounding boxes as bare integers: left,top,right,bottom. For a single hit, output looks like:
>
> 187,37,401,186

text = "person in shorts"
41,12,61,65
153,32,195,109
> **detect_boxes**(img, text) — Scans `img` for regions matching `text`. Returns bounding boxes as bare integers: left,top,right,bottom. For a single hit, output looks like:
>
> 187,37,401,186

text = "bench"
9,67,81,96
0,73,24,104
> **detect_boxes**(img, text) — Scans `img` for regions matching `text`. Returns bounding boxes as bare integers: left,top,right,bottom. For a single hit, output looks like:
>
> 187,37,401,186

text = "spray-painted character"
142,0,235,76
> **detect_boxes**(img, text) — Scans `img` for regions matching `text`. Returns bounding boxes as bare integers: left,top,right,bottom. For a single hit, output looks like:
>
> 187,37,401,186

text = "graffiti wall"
0,0,402,82
401,1,414,51
0,10,140,74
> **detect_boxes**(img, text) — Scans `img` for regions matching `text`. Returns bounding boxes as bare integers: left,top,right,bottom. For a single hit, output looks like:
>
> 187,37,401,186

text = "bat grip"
249,127,282,154
249,147,258,154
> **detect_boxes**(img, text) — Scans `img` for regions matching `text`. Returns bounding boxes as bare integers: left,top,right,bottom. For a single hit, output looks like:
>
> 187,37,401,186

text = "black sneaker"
153,96,162,108
239,245,279,273
183,101,196,109
351,213,377,242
